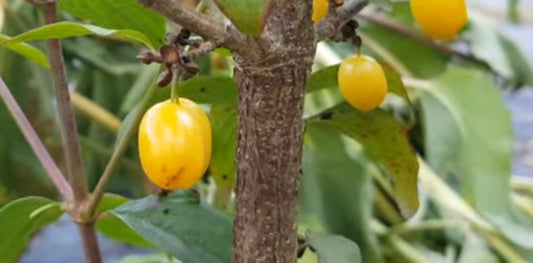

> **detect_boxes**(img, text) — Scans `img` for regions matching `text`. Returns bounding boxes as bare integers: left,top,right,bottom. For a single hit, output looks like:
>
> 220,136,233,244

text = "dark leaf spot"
222,174,228,180
320,111,334,120
200,87,206,93
163,208,170,214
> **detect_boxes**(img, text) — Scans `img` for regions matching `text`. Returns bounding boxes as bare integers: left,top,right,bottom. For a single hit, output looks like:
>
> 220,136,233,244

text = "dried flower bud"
137,51,161,64
157,70,173,87
159,45,180,65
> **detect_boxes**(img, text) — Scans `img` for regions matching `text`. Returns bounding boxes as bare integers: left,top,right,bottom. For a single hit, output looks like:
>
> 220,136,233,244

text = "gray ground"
19,1,533,262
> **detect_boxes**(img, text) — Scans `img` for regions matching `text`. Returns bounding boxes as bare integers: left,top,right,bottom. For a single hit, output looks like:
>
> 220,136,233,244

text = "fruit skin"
338,54,388,111
312,0,328,24
138,98,212,190
410,0,468,40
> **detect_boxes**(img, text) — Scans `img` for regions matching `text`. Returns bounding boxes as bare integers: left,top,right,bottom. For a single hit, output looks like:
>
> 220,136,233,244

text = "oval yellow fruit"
138,99,211,190
338,54,388,111
312,0,329,24
410,0,468,40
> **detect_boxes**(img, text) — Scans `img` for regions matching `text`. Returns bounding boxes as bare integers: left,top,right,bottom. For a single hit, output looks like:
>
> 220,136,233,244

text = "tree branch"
187,41,216,61
137,0,251,54
316,0,369,41
44,2,89,203
356,13,490,68
0,77,74,201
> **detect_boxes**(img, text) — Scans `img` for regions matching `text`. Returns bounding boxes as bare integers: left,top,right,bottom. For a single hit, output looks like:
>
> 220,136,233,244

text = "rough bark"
232,1,315,262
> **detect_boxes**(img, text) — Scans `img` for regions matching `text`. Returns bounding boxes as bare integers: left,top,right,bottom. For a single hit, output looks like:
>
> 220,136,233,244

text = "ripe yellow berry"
312,0,329,24
138,99,211,190
410,0,468,40
338,54,388,111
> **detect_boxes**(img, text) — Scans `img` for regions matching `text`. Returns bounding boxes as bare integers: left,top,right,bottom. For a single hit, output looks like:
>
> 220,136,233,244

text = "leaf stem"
43,2,89,203
0,76,73,201
85,69,160,215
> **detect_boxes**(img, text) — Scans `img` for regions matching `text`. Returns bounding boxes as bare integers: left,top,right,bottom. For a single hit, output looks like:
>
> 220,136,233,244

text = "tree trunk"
232,1,315,262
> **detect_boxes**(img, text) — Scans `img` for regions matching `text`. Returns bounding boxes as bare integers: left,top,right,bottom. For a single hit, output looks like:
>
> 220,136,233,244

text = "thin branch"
0,77,73,201
44,2,88,203
137,0,252,54
356,13,491,68
358,13,455,56
187,41,216,61
316,0,369,41
84,73,159,215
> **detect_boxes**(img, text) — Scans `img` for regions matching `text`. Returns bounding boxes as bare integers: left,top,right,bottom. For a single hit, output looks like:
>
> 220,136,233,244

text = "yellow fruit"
312,0,329,24
410,0,468,40
338,54,388,111
138,99,211,190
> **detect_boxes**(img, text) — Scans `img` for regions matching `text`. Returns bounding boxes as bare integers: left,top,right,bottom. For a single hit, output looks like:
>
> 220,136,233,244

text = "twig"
187,41,216,61
356,13,490,68
0,77,74,201
79,136,143,176
316,0,369,41
43,2,102,263
44,2,88,203
84,71,159,215
358,13,455,56
137,0,253,54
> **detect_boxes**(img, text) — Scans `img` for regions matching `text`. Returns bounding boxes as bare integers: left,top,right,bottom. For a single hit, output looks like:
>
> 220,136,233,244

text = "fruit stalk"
170,68,181,104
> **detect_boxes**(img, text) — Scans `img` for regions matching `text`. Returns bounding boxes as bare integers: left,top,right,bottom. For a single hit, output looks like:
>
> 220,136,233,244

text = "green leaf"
299,124,382,263
306,65,339,94
214,0,271,36
306,233,362,263
96,193,154,249
462,12,533,88
0,34,49,68
420,65,533,247
58,0,165,47
146,76,238,107
209,105,237,208
112,254,180,263
112,191,233,263
0,196,63,263
179,76,238,104
308,104,419,218
6,22,155,50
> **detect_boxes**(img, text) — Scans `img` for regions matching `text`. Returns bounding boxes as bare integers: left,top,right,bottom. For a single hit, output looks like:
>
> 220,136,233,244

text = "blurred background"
1,0,533,262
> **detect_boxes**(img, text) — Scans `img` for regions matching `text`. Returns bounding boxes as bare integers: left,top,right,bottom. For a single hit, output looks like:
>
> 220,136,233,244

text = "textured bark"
232,1,315,262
